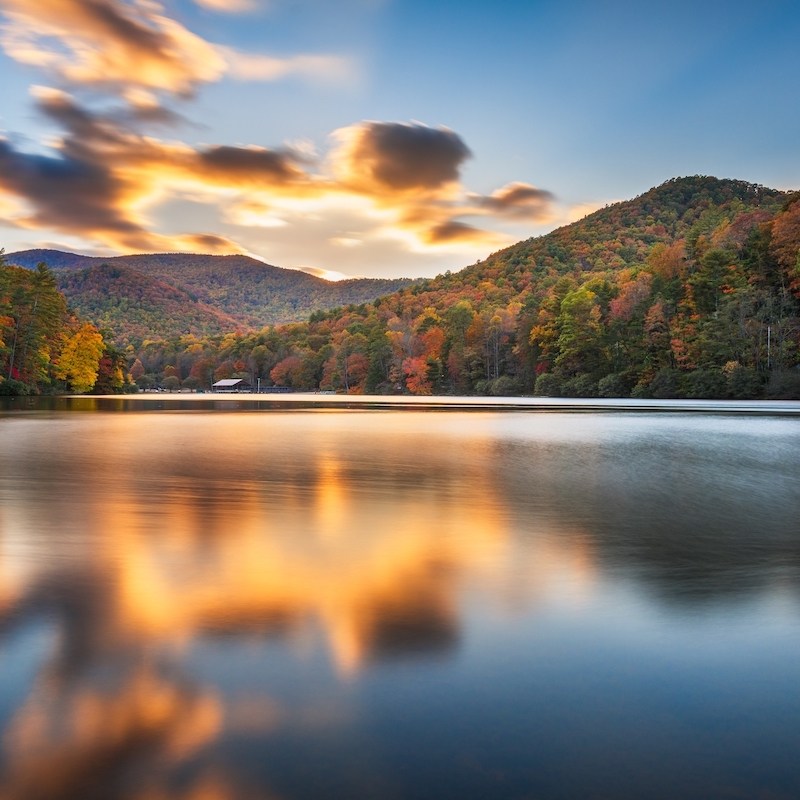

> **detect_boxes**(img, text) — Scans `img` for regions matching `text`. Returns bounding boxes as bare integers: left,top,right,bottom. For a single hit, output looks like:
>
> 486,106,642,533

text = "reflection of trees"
494,432,800,606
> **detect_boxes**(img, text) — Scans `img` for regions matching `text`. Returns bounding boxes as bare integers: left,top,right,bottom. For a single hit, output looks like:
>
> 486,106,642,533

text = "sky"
0,0,798,280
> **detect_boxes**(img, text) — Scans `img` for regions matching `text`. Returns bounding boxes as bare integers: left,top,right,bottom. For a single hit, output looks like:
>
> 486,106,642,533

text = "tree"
93,348,127,393
54,323,105,393
1,263,68,389
770,200,800,296
270,355,304,387
554,287,604,376
129,358,145,381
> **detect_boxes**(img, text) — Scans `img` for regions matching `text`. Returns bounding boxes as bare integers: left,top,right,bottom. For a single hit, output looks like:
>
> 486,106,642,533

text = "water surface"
0,408,799,799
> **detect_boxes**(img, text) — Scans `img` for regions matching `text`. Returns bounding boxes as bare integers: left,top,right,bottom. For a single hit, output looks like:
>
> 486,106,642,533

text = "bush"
725,366,762,399
534,372,562,397
561,374,597,397
0,378,33,396
683,369,726,399
488,375,522,396
765,370,800,400
633,368,683,399
597,372,632,398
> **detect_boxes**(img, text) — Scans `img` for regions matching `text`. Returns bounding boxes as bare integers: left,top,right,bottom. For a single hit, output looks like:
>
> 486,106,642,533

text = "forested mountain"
120,177,799,399
5,177,800,398
6,250,415,346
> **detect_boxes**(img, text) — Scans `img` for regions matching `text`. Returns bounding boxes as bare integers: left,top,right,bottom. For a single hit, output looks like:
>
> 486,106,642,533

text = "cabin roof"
212,378,247,387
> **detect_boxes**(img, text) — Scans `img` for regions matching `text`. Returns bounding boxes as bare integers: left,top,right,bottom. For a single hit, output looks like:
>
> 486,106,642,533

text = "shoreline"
3,393,800,415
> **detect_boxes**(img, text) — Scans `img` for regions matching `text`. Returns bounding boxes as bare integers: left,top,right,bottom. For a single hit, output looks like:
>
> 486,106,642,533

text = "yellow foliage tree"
54,323,105,393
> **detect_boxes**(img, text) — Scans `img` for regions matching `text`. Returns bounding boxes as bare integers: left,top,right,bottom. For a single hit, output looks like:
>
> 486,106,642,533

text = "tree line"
0,254,128,395
128,179,800,399
4,177,800,398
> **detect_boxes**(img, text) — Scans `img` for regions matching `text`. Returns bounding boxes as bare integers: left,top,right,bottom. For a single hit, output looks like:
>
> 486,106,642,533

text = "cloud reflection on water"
0,410,798,799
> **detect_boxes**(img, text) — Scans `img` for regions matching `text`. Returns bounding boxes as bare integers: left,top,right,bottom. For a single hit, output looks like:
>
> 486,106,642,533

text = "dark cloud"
1,84,549,257
180,233,246,253
0,91,311,252
474,181,556,220
76,0,170,55
34,89,124,153
425,219,495,245
0,138,143,239
116,103,195,129
336,121,472,192
196,145,305,185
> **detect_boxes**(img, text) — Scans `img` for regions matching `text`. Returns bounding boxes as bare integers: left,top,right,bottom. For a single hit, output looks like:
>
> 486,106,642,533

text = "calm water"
0,406,799,799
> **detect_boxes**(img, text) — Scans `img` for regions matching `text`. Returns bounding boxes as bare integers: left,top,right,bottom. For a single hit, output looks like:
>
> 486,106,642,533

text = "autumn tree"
54,323,105,393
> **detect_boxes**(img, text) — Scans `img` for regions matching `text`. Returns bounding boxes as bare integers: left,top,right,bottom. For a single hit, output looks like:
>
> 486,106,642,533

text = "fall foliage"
5,177,800,398
0,255,126,395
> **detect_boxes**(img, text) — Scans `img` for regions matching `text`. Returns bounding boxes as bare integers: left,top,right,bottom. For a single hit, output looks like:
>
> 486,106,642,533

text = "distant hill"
461,175,789,281
6,250,416,345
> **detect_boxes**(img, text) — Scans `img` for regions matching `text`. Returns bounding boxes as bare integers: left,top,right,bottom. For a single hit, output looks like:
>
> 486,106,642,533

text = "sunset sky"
0,0,798,280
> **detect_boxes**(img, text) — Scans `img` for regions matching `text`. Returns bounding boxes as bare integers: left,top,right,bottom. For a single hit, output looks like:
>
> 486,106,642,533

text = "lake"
1,398,799,799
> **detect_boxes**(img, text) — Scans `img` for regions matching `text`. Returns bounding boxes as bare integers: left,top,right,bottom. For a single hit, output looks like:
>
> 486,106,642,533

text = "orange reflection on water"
1,663,223,800
0,411,601,799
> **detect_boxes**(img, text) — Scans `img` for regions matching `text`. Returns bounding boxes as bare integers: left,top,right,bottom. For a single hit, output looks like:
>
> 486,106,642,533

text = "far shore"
3,393,800,416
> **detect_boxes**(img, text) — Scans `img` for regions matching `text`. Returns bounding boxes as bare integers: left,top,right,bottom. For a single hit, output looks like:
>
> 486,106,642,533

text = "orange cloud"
0,0,352,99
0,0,226,96
0,86,553,257
0,0,558,262
423,219,508,248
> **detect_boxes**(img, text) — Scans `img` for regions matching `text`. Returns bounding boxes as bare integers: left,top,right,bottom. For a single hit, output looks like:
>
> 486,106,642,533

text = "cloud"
0,0,226,96
0,88,317,252
174,233,248,254
473,181,555,221
0,86,552,263
331,121,472,194
0,0,354,101
192,145,307,186
194,0,258,11
0,137,146,241
222,48,356,85
0,1,556,268
424,219,507,248
297,265,350,281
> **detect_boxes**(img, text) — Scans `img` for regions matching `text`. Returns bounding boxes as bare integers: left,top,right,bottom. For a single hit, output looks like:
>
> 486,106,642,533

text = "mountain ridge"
6,248,417,345
5,176,799,398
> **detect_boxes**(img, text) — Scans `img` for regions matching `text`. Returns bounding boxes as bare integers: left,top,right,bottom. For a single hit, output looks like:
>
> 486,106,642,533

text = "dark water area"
0,408,799,799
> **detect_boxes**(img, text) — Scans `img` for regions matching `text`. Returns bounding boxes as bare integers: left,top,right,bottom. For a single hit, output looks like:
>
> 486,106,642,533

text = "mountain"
6,176,799,398
117,175,799,398
6,250,415,345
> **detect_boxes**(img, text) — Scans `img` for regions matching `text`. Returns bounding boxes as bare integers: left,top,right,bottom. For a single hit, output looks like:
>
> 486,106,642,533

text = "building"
211,378,254,393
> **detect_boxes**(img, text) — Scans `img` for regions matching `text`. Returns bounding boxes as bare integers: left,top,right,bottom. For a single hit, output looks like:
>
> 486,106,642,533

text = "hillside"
120,176,799,399
7,250,415,345
55,264,242,343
